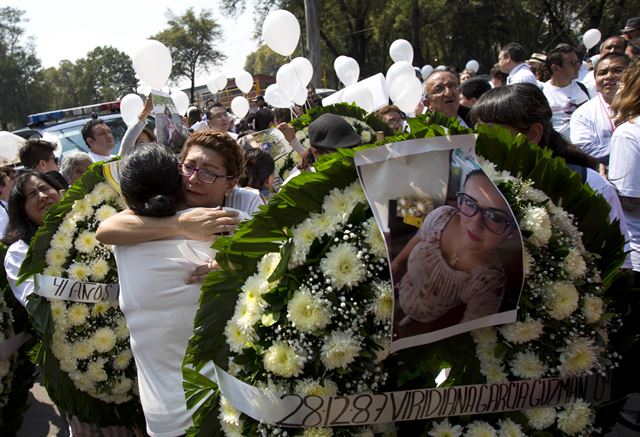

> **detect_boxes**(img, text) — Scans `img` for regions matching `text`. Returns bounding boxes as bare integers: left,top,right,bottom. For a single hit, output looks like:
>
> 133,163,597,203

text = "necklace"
449,237,467,268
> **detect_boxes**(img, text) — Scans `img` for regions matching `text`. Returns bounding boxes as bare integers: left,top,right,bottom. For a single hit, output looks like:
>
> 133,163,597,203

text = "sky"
3,0,259,90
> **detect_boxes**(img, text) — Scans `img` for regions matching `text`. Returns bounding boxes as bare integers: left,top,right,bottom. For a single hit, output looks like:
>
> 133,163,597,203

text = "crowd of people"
1,15,640,437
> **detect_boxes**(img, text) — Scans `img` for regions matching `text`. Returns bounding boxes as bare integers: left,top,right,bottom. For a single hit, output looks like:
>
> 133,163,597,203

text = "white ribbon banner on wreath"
212,364,610,428
34,274,119,303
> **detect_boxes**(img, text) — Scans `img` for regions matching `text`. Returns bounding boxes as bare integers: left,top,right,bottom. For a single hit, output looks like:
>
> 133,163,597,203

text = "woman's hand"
186,260,220,284
138,96,154,122
390,256,407,280
177,207,240,240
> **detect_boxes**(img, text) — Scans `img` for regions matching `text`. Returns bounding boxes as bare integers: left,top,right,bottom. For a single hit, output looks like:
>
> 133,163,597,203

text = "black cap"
622,17,640,33
308,113,361,149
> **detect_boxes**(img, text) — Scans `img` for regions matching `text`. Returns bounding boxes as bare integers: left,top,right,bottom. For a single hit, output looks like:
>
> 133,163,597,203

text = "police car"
13,101,154,156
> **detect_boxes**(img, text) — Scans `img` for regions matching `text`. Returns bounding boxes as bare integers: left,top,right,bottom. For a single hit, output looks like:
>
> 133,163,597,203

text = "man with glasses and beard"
542,44,591,139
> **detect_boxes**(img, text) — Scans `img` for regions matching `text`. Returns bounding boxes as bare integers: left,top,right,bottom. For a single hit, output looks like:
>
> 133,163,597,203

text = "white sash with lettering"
34,274,119,303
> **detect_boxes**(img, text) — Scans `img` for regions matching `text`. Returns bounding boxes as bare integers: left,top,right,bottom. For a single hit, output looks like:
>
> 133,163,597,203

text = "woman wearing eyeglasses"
391,170,515,325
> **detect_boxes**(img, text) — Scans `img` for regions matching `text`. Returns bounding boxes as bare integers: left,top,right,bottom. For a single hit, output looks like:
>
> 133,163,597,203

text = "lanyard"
598,94,616,133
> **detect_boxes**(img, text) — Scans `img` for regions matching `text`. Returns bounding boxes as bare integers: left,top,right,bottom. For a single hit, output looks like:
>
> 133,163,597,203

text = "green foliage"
244,45,288,76
152,8,226,100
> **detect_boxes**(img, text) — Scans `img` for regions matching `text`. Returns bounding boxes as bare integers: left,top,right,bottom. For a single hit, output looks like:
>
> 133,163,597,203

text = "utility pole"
304,0,321,87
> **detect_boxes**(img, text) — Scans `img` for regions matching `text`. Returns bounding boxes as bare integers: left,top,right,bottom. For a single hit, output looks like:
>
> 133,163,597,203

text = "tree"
83,46,137,102
0,7,50,130
244,45,287,76
152,8,226,100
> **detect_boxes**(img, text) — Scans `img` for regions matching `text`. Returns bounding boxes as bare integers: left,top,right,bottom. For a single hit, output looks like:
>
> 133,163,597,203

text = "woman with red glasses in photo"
391,170,517,326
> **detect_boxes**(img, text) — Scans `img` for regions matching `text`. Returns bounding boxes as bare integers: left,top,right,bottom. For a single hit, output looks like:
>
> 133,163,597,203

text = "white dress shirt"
506,63,538,85
570,94,615,163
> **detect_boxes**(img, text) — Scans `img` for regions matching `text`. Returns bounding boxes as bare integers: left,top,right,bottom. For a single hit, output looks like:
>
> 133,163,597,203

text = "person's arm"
390,234,420,279
4,241,32,308
277,122,306,157
96,207,240,245
119,97,153,157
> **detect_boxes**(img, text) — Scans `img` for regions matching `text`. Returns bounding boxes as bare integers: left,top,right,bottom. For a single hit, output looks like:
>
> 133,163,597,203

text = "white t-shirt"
226,186,264,215
88,151,116,163
543,80,590,139
581,70,597,98
115,236,216,437
0,201,8,240
4,240,32,307
569,94,615,163
506,63,538,85
609,119,640,271
190,121,239,139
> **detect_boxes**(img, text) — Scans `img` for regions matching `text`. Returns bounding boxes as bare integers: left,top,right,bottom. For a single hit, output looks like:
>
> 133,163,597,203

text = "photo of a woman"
391,169,519,337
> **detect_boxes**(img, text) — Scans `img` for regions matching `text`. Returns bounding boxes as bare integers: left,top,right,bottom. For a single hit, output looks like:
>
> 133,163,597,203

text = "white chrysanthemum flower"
59,218,77,235
520,206,551,247
497,418,525,437
90,258,110,281
50,232,73,250
68,262,90,282
94,204,118,222
241,273,270,297
112,378,133,395
92,327,117,353
559,337,597,376
116,318,129,339
523,407,556,430
547,203,580,238
321,331,361,370
75,230,99,253
320,243,366,289
238,288,267,315
309,211,341,239
262,341,305,378
43,265,62,277
113,350,133,370
68,303,90,326
471,327,498,345
465,421,497,437
71,340,94,360
91,301,109,316
582,295,604,324
509,351,546,378
292,218,317,248
522,246,533,277
343,181,366,205
481,361,508,383
59,357,77,373
50,300,66,320
221,420,243,437
322,187,356,221
233,299,261,332
302,428,333,437
499,318,544,344
370,281,393,322
563,249,587,280
546,281,579,320
225,318,253,353
427,418,462,437
45,248,68,268
87,360,108,382
365,217,387,259
361,130,372,143
71,199,93,219
94,182,115,199
257,252,281,280
287,288,331,332
219,396,241,425
557,400,593,435
295,378,338,397
521,181,548,203
374,337,391,363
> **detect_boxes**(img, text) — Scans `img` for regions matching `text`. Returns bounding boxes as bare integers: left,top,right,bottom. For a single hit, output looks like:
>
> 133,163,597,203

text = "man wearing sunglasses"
18,139,60,173
543,44,591,139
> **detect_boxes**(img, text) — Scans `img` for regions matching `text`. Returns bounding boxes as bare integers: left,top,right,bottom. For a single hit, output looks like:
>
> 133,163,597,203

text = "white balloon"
389,76,423,114
262,10,300,56
386,61,415,90
132,40,172,89
206,77,219,94
170,90,190,115
465,59,480,73
290,57,314,87
231,96,250,119
120,94,144,127
276,63,299,99
235,70,253,94
334,56,360,87
264,84,292,108
342,86,374,113
583,28,602,50
292,86,308,106
420,65,434,80
389,39,414,64
214,73,227,92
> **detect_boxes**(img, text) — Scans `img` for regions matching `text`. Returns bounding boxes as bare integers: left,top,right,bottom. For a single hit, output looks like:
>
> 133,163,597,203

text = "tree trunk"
304,0,322,87
411,0,424,67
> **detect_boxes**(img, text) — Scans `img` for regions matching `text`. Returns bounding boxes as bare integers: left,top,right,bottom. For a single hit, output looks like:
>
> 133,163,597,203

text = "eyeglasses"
430,83,459,95
567,59,582,66
456,192,513,235
48,156,59,165
177,163,234,184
